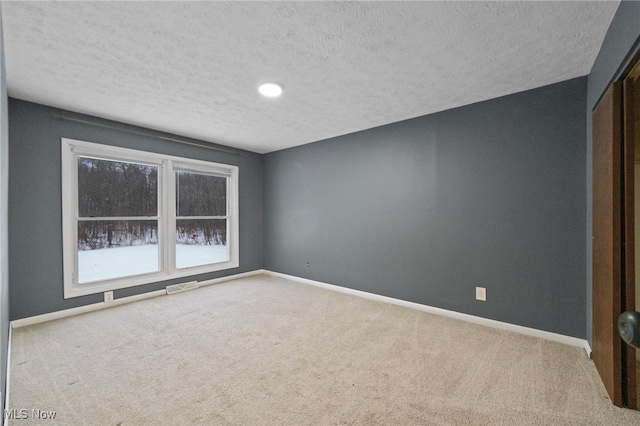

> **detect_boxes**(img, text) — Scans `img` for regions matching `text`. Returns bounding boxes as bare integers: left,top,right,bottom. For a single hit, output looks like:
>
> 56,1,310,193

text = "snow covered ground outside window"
78,244,229,283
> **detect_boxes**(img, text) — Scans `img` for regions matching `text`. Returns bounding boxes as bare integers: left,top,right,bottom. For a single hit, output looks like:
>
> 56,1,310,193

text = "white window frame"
61,138,239,298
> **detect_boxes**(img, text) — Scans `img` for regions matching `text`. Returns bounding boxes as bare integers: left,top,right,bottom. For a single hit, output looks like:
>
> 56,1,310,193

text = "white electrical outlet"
475,287,486,301
104,291,114,303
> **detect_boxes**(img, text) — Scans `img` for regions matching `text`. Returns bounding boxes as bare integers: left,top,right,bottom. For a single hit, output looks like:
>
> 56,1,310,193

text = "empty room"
1,1,640,424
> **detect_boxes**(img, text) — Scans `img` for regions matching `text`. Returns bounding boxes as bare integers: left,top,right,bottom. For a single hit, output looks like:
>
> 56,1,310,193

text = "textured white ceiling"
2,1,619,154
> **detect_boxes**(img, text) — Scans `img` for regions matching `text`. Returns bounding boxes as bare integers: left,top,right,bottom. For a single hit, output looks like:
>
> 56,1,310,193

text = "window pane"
176,219,228,269
176,171,226,217
78,157,158,217
78,220,159,283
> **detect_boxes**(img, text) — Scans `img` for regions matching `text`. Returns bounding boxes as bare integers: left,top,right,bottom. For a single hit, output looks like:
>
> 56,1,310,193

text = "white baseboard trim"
584,341,592,359
10,270,265,329
264,270,591,357
9,269,591,359
10,289,165,329
198,269,265,287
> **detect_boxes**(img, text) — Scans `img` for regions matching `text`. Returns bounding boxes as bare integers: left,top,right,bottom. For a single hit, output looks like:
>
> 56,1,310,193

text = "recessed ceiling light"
258,83,283,98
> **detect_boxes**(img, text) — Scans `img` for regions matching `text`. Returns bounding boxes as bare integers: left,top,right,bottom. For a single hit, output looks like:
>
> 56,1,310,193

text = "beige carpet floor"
8,274,640,425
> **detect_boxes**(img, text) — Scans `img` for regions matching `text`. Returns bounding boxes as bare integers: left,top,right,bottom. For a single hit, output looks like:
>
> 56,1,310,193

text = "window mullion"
175,216,228,220
77,216,160,221
165,159,176,274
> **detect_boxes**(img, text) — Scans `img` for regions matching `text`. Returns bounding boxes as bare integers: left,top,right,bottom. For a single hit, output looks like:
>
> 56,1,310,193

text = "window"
62,138,239,298
76,156,160,283
175,170,228,269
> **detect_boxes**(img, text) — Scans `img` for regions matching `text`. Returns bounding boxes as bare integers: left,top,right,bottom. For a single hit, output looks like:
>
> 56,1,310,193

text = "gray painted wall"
0,3,9,413
586,0,640,347
8,99,264,320
265,77,587,338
